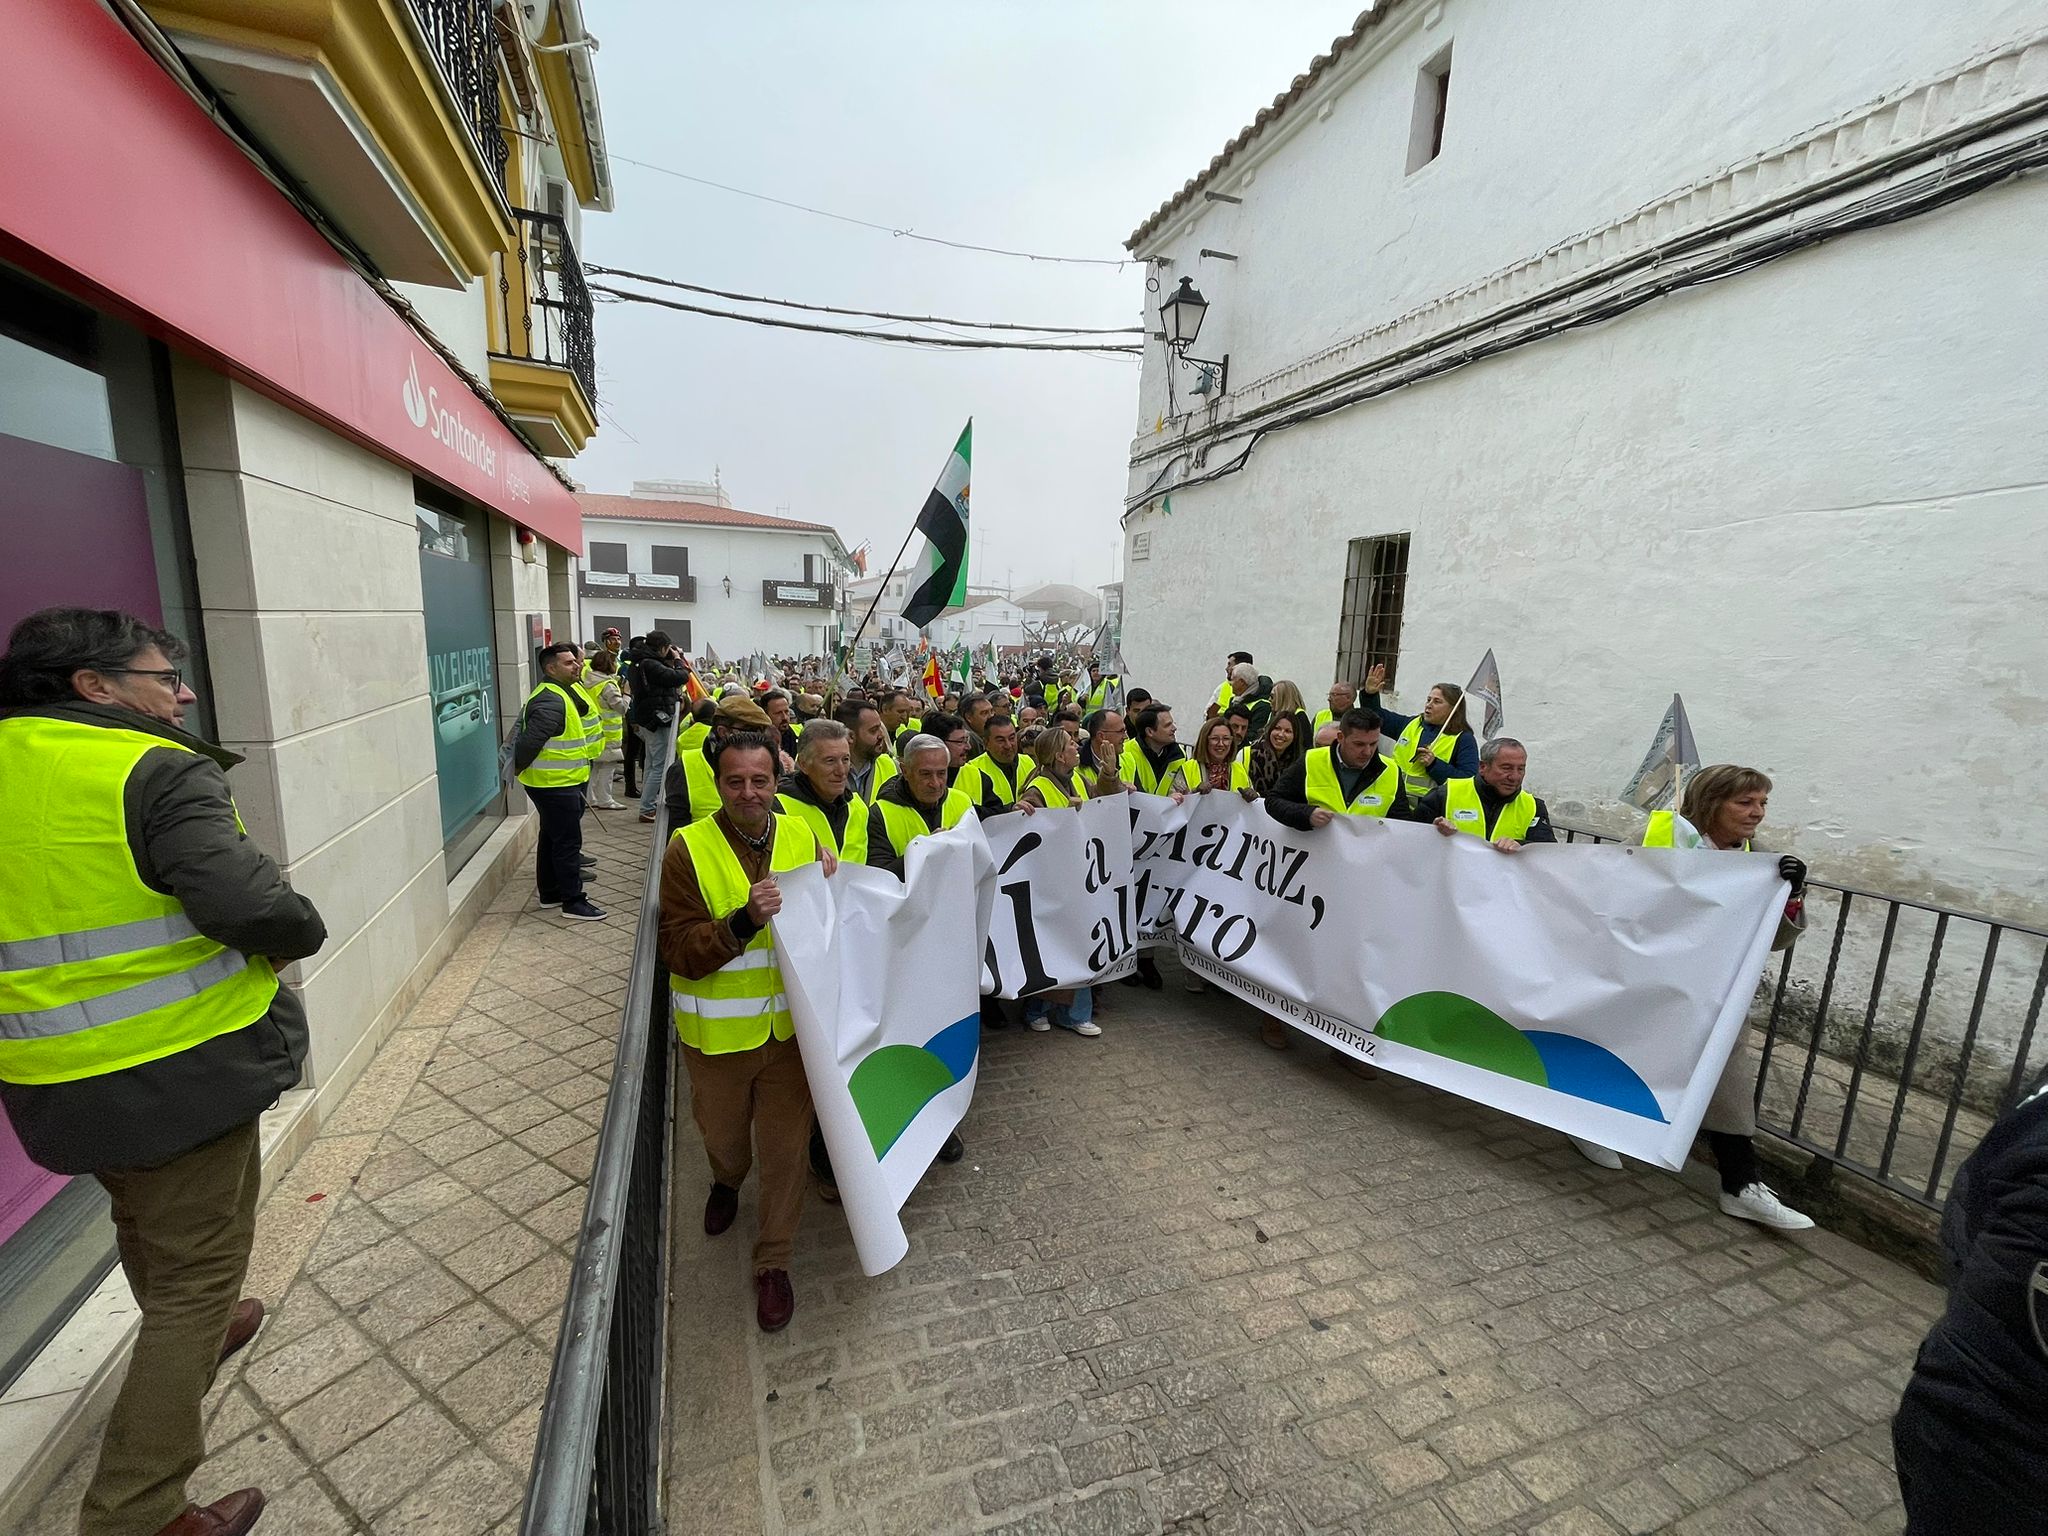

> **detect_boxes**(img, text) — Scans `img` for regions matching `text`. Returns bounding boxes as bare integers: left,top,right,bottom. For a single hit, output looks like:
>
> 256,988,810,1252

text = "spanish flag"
922,655,943,699
684,670,707,704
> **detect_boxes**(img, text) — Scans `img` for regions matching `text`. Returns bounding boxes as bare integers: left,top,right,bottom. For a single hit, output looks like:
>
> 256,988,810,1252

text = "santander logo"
402,353,498,479
402,355,428,428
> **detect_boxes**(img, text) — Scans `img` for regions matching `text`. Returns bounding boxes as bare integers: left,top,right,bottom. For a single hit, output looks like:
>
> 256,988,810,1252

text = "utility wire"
589,263,1142,335
611,154,1132,268
592,283,1142,354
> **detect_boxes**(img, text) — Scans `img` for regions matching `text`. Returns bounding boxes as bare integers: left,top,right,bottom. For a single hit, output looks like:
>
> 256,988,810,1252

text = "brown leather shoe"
755,1269,795,1332
154,1488,265,1535
704,1182,739,1236
217,1298,264,1365
1261,1020,1290,1050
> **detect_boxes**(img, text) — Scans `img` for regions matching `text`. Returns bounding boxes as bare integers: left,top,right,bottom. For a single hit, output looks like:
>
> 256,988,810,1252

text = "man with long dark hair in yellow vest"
0,608,327,1536
659,731,837,1332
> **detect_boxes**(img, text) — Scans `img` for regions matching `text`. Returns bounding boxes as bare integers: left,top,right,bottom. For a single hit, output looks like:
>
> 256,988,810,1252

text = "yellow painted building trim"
143,0,516,278
533,15,599,206
488,356,598,453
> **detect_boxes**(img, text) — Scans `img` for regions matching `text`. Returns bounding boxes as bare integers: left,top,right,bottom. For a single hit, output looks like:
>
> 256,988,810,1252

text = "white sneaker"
1056,1016,1102,1038
1027,1015,1052,1033
1719,1182,1815,1231
1569,1137,1623,1170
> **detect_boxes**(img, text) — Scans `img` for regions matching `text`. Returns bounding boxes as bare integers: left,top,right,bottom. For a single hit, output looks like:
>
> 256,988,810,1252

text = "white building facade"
574,487,850,660
1121,0,2048,929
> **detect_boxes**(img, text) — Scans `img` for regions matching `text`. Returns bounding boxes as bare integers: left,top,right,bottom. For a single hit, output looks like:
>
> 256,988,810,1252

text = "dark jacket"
1264,744,1420,831
0,702,328,1173
511,678,593,774
1895,1081,2048,1529
1413,780,1557,843
629,654,689,729
1238,674,1275,737
1360,691,1480,782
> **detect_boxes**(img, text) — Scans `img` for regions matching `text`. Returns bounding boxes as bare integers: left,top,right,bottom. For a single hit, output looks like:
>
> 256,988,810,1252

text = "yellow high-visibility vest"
516,682,598,788
668,814,817,1054
1119,740,1199,795
1214,681,1234,713
874,789,971,857
678,719,712,754
1303,745,1401,817
679,747,720,823
0,717,281,1084
1641,811,1747,851
955,752,1018,809
1392,717,1464,798
863,752,900,804
1442,777,1537,841
1022,769,1089,808
777,790,870,863
578,680,622,753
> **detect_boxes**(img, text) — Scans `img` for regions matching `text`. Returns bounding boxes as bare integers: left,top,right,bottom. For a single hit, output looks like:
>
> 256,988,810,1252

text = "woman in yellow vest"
581,649,629,810
658,730,837,1333
1361,663,1478,800
1180,716,1249,799
1014,730,1103,1037
1619,764,1814,1229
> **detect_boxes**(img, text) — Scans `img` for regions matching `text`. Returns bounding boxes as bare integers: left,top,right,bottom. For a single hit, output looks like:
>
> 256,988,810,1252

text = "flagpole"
847,522,921,655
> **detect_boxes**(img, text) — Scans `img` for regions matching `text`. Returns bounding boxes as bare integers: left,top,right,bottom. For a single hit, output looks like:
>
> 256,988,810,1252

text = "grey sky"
575,0,1363,595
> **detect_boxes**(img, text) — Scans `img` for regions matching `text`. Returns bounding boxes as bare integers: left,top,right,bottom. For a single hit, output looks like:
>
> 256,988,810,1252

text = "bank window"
588,540,628,573
1334,533,1409,686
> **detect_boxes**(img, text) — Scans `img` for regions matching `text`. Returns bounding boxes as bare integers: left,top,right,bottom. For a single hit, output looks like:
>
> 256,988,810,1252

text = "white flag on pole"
1464,649,1505,741
1621,693,1700,810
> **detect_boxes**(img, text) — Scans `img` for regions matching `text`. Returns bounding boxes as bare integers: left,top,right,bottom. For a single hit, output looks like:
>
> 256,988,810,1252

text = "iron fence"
496,208,598,403
403,0,508,189
522,734,674,1535
1557,822,2048,1210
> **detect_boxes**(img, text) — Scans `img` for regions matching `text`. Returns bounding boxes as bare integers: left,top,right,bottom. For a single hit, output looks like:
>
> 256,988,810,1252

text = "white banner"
1124,793,1784,1170
774,822,994,1275
979,798,1137,998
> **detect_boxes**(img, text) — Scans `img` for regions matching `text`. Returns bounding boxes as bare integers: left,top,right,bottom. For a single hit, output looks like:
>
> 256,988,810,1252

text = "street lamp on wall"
1159,276,1229,401
722,575,733,597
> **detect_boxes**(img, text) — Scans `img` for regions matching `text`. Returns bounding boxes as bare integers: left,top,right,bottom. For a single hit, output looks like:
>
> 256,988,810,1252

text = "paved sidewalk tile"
11,806,652,1536
672,949,1940,1535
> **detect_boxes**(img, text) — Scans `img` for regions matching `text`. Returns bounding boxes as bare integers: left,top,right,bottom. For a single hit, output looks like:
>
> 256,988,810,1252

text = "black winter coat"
1895,1079,2048,1531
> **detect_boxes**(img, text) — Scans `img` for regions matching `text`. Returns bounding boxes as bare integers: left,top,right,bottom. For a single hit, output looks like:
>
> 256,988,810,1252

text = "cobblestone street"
670,954,1942,1536
9,807,648,1536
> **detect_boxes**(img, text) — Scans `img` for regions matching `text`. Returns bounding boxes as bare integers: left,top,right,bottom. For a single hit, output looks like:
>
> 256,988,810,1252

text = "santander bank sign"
404,355,532,507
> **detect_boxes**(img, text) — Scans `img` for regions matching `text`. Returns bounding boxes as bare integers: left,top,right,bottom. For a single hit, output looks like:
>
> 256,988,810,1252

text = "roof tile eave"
1123,2,1413,252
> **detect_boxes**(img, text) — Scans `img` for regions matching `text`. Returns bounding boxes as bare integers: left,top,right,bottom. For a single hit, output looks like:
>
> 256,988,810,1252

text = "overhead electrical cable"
611,154,1132,268
591,284,1141,354
588,263,1142,335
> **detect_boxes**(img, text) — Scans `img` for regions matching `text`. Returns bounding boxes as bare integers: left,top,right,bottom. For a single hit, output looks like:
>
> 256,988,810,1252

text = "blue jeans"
636,725,671,815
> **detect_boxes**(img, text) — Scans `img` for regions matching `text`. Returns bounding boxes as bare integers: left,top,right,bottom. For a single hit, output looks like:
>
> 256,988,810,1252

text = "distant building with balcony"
0,0,615,1455
575,484,852,660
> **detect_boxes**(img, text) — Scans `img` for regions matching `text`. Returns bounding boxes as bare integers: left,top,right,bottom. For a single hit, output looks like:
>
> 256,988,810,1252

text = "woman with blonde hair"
1572,764,1814,1231
1016,728,1101,1036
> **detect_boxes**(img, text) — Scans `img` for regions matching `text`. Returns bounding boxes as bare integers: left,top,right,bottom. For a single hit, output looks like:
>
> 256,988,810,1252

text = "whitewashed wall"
1123,183,2048,926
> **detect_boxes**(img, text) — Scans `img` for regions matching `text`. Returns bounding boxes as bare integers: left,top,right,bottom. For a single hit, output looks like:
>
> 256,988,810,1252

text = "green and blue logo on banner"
1377,992,1667,1122
847,1014,981,1158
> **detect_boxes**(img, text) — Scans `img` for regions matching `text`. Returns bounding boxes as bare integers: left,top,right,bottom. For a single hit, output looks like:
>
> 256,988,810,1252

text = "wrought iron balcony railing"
404,0,509,190
495,208,598,404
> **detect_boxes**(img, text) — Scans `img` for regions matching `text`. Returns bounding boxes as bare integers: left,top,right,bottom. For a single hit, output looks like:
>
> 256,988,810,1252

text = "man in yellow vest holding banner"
0,608,328,1536
1421,737,1556,851
659,730,837,1332
513,642,607,921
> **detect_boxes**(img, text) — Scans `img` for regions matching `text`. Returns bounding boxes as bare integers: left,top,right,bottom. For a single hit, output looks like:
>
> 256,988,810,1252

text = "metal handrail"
522,727,674,1534
494,207,598,404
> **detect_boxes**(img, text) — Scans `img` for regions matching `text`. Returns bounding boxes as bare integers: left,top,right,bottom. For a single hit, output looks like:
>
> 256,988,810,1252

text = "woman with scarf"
1242,711,1307,800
